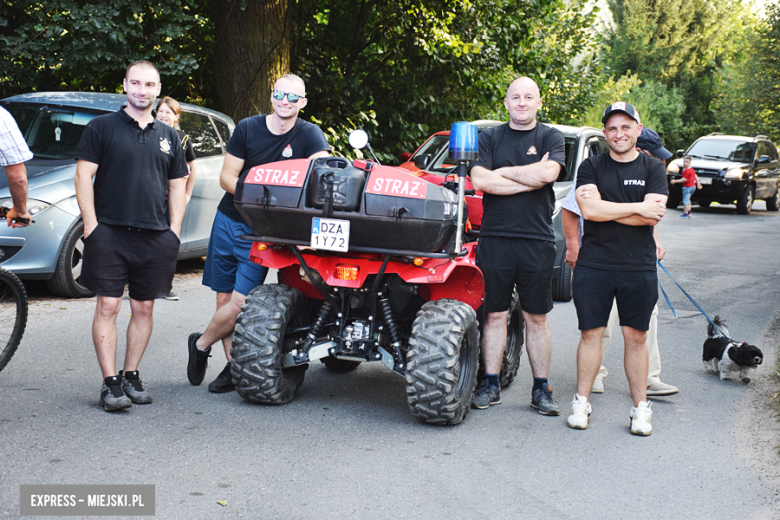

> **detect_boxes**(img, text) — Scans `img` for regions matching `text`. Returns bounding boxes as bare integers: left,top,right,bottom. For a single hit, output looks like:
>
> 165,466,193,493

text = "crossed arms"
470,152,561,195
575,184,667,226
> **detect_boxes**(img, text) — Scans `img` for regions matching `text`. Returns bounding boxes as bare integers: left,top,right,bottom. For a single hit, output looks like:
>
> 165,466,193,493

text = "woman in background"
156,96,197,301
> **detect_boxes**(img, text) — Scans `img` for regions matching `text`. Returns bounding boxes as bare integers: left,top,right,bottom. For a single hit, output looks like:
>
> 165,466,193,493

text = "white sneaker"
630,401,653,436
591,377,604,394
646,381,678,396
567,394,591,430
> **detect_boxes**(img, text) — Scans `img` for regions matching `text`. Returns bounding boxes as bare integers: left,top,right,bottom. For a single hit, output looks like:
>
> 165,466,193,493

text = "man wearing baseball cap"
636,127,673,161
567,102,668,436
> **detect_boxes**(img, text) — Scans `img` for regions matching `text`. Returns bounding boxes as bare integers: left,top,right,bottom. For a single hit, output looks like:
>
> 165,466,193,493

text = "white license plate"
699,177,712,185
311,217,350,252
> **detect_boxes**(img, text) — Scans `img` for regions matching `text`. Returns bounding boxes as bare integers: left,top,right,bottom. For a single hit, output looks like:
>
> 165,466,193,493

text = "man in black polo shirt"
567,102,667,436
75,60,188,412
186,73,330,393
469,77,566,415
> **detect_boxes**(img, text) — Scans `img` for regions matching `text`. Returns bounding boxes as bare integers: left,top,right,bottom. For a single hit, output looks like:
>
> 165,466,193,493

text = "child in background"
671,156,702,218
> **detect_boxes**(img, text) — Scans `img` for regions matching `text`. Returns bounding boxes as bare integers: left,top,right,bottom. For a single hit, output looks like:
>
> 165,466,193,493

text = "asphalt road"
1,201,779,520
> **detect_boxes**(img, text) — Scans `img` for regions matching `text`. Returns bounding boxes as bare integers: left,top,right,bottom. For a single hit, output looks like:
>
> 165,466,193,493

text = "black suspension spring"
310,301,333,339
378,296,404,368
378,297,401,345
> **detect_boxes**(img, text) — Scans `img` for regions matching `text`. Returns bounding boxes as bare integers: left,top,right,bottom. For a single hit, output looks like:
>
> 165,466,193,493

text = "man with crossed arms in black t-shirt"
568,102,667,436
469,77,566,415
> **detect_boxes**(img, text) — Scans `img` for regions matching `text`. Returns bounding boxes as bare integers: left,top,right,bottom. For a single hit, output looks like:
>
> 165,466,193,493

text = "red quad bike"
229,127,523,425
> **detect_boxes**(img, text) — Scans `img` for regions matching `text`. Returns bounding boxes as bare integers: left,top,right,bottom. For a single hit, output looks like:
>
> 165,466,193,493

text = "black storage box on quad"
234,156,461,253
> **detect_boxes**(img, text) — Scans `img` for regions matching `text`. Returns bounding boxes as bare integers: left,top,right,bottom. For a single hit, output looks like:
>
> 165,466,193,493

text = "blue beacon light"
448,122,478,253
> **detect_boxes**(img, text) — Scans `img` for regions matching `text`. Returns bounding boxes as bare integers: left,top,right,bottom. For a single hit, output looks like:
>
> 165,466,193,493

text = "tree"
210,0,291,121
294,0,604,160
0,0,207,100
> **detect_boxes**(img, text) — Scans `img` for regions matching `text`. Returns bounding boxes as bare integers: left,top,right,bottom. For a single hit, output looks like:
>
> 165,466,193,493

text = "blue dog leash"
657,260,733,342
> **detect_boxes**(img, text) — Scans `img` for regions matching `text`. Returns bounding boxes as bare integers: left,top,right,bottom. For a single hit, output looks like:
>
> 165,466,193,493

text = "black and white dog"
702,316,763,384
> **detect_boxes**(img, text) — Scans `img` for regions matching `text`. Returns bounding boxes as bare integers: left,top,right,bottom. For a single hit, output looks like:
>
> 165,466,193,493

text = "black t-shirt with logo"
575,153,668,271
75,108,188,230
468,122,566,241
218,115,330,224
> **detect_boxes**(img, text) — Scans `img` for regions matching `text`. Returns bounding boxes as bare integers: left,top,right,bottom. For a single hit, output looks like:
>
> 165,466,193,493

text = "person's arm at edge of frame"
4,162,31,227
219,153,246,195
654,227,665,261
74,160,99,238
168,177,186,238
562,208,580,269
576,184,667,224
184,161,197,205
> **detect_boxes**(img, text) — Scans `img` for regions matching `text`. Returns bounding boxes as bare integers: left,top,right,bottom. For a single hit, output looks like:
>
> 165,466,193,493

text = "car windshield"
411,134,449,162
2,104,103,160
687,139,755,163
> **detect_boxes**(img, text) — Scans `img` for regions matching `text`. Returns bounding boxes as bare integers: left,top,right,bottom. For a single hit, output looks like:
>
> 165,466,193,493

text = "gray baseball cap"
602,101,641,125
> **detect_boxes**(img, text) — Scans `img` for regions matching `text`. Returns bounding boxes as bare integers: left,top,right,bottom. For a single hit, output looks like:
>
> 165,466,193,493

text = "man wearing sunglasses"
186,73,330,393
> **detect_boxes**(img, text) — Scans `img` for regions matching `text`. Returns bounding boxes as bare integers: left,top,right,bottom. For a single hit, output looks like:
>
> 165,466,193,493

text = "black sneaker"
187,332,210,386
471,380,501,409
163,291,179,301
208,363,235,393
120,370,152,404
531,384,561,416
99,376,132,411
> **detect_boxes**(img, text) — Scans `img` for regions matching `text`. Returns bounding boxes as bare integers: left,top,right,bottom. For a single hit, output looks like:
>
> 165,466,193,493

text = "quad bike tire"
477,290,525,389
405,299,479,426
321,356,361,373
500,291,525,388
231,284,308,405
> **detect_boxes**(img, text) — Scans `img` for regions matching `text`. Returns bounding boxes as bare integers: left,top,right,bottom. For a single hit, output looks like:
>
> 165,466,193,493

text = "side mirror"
348,130,369,150
413,154,431,170
757,154,771,165
676,150,685,158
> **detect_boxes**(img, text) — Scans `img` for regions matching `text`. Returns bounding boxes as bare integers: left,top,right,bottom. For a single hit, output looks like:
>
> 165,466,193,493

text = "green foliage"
712,1,780,142
579,73,688,150
0,0,211,102
603,0,754,148
294,0,605,162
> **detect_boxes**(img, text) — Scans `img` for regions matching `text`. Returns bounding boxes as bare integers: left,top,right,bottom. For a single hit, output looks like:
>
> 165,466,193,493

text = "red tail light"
335,265,359,281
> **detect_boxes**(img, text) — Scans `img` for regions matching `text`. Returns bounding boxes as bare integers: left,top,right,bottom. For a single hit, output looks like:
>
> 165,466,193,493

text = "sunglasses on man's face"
272,90,302,103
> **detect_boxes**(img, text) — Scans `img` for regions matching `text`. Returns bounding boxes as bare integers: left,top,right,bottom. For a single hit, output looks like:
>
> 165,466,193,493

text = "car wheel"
765,189,779,211
45,219,96,298
736,186,754,215
552,249,573,302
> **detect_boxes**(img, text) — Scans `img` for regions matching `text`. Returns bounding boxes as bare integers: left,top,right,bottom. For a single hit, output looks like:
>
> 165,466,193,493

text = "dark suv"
666,133,780,214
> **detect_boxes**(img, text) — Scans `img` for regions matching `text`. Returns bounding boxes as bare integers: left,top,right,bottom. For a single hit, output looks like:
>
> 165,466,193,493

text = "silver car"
0,92,234,298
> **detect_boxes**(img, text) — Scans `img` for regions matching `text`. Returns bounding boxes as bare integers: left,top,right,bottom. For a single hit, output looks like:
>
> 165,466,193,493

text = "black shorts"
81,223,180,301
476,236,555,315
572,265,658,331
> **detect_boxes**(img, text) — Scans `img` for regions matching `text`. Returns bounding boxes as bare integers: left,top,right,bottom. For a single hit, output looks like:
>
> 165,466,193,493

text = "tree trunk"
212,0,290,122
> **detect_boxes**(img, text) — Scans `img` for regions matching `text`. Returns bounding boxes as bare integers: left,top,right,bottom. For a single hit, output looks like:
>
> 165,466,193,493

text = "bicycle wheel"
0,269,28,373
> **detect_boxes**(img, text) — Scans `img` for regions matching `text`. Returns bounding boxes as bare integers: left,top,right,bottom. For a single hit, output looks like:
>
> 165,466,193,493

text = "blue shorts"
682,186,695,205
203,210,268,295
